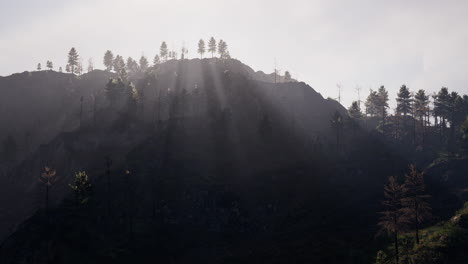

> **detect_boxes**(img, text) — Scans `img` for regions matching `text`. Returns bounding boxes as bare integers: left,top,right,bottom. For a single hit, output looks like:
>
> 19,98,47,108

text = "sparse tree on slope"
104,50,114,71
402,165,431,245
69,171,92,206
68,47,79,74
37,63,42,71
198,39,206,58
218,40,228,59
65,64,71,73
59,66,63,73
379,176,409,264
46,61,53,70
208,37,217,58
160,42,168,62
153,55,160,66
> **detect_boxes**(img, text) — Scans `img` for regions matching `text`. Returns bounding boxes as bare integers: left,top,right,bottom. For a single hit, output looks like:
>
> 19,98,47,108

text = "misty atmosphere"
1,1,468,264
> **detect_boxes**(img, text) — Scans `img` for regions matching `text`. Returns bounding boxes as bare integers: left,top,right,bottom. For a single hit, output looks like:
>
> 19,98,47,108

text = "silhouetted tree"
414,89,429,137
69,171,92,206
208,37,217,58
76,60,83,75
113,55,127,80
126,57,139,76
396,85,412,116
284,71,292,82
379,176,408,264
377,85,389,128
160,42,168,61
153,55,161,66
65,64,71,73
37,63,41,71
46,61,53,70
68,47,79,74
365,89,379,117
103,50,114,71
139,56,149,71
218,40,228,59
348,101,363,120
198,39,206,58
39,167,58,218
59,66,63,73
180,45,188,60
402,165,431,245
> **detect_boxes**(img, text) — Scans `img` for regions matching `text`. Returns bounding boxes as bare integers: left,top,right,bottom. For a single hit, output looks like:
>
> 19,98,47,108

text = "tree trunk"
394,231,399,264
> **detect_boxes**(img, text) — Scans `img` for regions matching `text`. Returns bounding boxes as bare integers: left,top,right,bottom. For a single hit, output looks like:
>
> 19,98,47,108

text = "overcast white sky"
1,0,468,108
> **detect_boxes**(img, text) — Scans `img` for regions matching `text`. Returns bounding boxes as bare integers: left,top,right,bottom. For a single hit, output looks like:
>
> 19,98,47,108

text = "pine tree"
377,85,389,131
365,89,379,117
46,61,53,70
59,66,63,73
396,85,412,116
139,56,149,71
208,37,217,58
348,101,363,119
153,55,161,66
379,176,409,264
68,47,79,74
65,64,71,73
198,39,206,58
218,40,228,59
160,42,168,61
69,171,92,206
37,63,41,71
113,55,127,79
414,90,429,139
402,165,431,245
126,57,139,76
103,50,114,71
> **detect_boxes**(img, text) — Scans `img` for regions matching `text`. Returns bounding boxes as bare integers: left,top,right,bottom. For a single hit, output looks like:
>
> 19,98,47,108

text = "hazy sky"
1,0,468,108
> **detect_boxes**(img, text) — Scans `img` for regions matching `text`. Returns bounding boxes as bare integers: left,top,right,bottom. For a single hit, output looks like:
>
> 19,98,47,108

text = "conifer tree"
377,85,389,130
218,40,228,59
37,63,41,71
414,89,429,138
104,50,114,71
198,39,206,58
402,165,431,245
348,101,363,119
365,89,379,117
160,42,168,61
68,47,79,74
396,85,412,116
139,56,149,71
46,61,53,70
87,58,94,73
69,171,92,206
153,55,161,65
65,64,71,73
379,176,409,264
208,37,217,58
59,66,63,73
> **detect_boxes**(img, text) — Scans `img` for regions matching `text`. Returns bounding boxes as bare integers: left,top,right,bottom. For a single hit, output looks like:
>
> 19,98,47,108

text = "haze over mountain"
2,1,468,263
2,1,468,108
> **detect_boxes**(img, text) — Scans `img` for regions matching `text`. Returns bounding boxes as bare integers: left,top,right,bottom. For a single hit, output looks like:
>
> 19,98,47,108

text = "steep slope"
0,59,408,263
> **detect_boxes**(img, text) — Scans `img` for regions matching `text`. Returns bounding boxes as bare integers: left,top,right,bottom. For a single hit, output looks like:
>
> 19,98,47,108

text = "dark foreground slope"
0,59,410,263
